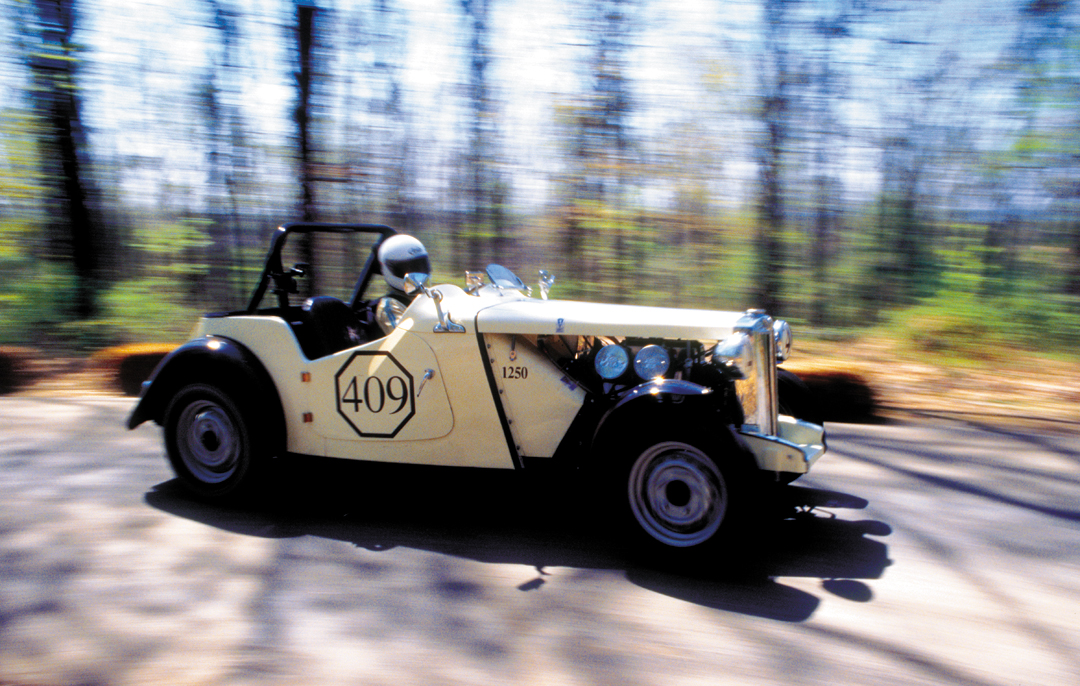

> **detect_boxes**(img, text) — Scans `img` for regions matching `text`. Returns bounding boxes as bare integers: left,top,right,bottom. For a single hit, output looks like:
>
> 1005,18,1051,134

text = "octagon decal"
335,351,416,438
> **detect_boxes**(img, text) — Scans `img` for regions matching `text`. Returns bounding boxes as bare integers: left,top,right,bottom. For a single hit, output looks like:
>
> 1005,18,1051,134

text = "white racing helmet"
377,234,431,292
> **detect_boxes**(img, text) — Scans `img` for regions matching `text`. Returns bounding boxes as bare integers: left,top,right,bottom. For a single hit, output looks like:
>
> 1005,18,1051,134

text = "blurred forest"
1,0,1079,357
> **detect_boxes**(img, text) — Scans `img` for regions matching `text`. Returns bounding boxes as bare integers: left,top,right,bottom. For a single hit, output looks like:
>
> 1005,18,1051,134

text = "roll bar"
245,222,398,312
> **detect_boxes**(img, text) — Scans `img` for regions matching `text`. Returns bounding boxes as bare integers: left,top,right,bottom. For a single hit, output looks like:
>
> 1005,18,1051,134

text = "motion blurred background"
2,0,1078,360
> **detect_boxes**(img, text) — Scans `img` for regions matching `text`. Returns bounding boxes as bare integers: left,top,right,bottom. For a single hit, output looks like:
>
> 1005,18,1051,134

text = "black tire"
164,383,262,499
620,432,750,562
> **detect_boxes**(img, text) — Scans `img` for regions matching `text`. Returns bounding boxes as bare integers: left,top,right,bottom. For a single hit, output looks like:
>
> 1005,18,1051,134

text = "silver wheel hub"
628,442,727,548
178,401,240,483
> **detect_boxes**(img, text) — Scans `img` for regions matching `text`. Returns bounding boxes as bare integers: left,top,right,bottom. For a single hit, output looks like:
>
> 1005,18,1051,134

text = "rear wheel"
164,384,261,499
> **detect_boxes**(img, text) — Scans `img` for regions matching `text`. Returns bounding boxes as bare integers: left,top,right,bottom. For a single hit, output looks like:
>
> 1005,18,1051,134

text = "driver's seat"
297,296,365,359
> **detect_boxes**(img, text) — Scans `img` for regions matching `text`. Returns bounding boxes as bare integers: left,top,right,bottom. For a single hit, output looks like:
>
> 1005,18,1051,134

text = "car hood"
474,297,746,341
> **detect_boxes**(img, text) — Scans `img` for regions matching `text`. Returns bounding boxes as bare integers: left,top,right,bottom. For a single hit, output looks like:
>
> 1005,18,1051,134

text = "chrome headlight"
595,344,630,380
633,345,670,380
712,332,754,379
773,319,792,362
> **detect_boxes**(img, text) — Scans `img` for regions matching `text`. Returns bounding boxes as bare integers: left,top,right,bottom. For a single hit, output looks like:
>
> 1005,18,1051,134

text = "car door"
302,295,517,469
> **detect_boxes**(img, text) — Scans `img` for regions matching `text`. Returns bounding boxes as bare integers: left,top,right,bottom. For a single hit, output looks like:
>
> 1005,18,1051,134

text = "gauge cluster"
538,335,739,393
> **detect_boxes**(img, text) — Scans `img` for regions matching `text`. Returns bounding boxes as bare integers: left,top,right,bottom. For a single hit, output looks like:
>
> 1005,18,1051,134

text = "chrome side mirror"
404,272,431,296
465,271,486,294
538,270,554,300
404,272,464,333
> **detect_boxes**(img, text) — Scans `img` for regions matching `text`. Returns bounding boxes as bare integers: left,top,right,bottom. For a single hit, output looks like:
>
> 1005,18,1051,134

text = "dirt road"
1,397,1078,685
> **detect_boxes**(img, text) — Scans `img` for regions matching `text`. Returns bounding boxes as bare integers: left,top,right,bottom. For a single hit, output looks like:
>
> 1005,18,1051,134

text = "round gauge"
633,344,671,380
594,344,630,380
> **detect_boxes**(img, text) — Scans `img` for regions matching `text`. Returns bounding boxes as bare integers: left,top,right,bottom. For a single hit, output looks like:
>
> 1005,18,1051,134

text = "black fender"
589,378,735,460
126,336,287,455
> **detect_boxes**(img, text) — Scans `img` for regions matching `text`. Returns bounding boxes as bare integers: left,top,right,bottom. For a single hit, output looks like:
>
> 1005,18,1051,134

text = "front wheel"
164,384,261,499
624,439,737,554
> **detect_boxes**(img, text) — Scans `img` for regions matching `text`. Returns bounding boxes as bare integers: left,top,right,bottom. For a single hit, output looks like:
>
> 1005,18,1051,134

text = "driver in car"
375,234,431,334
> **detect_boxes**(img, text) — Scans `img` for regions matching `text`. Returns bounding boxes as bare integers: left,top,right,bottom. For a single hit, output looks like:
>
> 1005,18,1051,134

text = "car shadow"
144,459,890,623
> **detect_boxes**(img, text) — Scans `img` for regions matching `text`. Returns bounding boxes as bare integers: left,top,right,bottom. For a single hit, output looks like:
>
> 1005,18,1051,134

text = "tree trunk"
32,0,99,320
757,106,785,317
295,2,317,294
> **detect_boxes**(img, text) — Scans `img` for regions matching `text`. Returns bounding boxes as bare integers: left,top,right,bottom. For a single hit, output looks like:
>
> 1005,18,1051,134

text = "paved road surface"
1,396,1078,685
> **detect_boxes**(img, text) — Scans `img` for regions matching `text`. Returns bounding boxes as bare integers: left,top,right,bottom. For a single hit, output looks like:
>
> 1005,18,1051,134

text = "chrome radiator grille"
731,311,778,436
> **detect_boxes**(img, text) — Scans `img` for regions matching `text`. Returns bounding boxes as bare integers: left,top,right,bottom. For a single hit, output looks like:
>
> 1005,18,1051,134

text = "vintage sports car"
129,223,826,558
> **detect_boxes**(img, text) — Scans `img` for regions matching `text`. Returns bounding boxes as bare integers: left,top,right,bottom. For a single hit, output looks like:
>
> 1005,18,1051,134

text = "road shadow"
145,460,890,623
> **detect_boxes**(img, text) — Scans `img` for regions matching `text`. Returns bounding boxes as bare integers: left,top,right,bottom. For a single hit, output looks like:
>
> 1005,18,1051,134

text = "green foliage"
130,219,213,267
0,111,64,346
83,277,203,345
3,219,215,350
80,219,214,346
884,288,1080,362
1011,133,1052,155
0,256,76,346
884,291,1010,361
877,225,1080,360
0,110,44,208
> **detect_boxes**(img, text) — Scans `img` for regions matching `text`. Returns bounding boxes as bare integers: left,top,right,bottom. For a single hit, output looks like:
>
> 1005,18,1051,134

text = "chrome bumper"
739,416,827,474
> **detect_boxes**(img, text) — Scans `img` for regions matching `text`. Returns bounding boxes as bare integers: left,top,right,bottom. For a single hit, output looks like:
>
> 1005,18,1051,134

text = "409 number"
340,375,410,415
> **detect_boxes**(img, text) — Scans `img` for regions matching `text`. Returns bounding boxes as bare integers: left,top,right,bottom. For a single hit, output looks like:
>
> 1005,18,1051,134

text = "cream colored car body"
129,223,829,556
193,282,824,475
